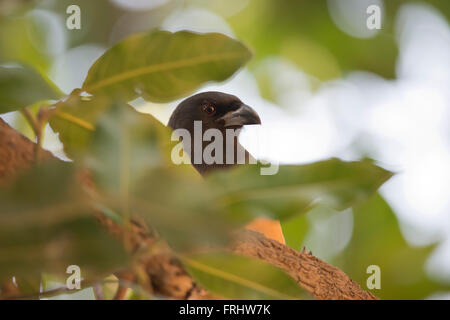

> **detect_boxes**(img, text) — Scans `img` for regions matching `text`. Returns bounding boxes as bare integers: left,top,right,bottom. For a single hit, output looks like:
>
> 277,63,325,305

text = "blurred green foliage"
336,194,449,299
226,0,450,80
225,0,450,101
0,64,62,113
49,93,110,159
0,161,129,281
85,102,233,251
0,14,51,72
228,0,396,80
207,159,392,223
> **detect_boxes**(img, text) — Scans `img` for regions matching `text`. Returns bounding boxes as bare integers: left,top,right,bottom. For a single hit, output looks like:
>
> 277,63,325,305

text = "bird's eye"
202,104,216,115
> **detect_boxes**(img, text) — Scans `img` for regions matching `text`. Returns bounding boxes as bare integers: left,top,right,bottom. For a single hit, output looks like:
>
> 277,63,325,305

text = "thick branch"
232,230,377,300
0,118,55,183
0,117,377,300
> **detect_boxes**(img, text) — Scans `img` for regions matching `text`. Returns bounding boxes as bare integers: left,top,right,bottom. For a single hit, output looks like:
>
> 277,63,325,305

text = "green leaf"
49,93,110,160
184,252,306,299
336,194,450,299
85,103,175,195
86,104,233,251
0,161,129,281
0,64,62,114
131,167,233,251
207,158,393,223
82,30,252,102
281,214,309,251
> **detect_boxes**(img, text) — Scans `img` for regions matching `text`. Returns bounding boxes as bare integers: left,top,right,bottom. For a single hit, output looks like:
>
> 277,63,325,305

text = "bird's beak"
218,104,261,128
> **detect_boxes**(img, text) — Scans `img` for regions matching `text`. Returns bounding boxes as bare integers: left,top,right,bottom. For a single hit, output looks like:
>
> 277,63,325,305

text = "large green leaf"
184,252,306,299
0,64,62,114
86,104,233,251
0,161,129,281
337,194,450,299
82,30,252,102
207,159,392,223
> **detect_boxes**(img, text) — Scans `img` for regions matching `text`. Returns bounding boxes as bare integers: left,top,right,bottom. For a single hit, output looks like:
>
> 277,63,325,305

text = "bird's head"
168,91,261,133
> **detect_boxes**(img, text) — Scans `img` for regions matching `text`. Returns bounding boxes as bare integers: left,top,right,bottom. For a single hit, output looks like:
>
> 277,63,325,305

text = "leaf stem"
20,107,39,138
20,107,43,162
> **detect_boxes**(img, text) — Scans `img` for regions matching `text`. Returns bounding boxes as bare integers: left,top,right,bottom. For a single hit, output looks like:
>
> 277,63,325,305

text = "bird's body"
168,91,285,244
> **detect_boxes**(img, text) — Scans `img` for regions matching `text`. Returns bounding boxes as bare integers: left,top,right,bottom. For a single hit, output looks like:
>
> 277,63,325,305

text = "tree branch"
232,230,377,300
0,117,377,300
0,117,56,184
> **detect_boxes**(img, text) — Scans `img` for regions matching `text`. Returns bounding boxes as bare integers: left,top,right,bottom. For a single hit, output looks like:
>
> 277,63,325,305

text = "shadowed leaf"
207,159,393,223
0,64,62,114
0,161,129,281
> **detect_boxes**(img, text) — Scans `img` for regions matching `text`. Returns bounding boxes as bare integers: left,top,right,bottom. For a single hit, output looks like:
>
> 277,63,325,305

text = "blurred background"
1,0,449,299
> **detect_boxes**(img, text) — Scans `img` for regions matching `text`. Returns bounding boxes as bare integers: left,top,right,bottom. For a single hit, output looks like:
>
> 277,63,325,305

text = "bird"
168,91,285,244
168,91,261,175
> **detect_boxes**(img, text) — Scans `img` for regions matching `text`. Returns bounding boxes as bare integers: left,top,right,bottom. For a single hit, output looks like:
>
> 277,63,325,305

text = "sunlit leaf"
82,30,252,102
49,93,110,159
0,16,51,72
207,158,393,223
0,64,62,114
0,161,129,281
184,252,307,299
336,193,450,299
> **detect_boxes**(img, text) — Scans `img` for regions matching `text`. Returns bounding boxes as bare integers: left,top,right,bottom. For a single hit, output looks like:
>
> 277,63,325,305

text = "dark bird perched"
168,91,261,175
168,91,285,244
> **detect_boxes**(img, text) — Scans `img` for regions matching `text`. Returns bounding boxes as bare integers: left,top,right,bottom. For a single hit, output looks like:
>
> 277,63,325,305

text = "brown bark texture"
0,117,378,300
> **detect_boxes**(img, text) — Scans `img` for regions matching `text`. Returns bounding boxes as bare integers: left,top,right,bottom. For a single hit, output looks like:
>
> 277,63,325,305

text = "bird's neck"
185,130,252,175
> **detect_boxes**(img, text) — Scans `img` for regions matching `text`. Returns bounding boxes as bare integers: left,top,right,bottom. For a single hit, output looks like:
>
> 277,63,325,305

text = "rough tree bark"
0,118,377,300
